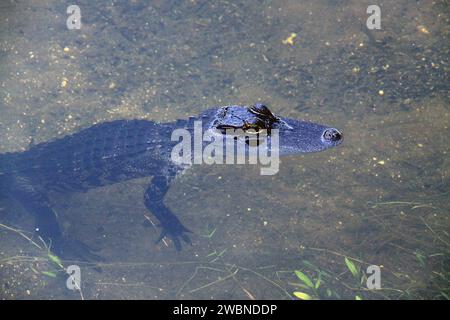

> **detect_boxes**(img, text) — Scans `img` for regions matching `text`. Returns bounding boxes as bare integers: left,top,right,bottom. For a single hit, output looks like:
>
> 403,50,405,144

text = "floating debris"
282,33,297,45
61,78,68,88
417,25,430,35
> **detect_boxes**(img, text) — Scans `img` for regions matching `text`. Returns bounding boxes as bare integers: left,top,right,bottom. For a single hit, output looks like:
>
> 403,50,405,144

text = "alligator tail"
0,152,15,198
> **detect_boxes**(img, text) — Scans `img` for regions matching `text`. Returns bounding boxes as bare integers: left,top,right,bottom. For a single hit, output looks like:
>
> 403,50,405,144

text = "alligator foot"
144,174,192,251
154,214,192,251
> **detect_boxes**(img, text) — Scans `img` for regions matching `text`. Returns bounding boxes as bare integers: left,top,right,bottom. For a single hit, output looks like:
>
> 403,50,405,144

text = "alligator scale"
0,104,342,260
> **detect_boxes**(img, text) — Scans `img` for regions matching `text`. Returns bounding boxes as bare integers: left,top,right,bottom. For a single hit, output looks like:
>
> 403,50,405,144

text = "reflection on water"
0,0,448,299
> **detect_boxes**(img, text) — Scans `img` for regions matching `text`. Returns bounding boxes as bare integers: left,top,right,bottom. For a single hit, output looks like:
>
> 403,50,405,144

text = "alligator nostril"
323,128,343,142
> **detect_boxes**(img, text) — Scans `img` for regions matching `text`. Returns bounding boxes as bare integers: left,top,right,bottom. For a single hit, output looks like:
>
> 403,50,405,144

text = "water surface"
0,0,448,299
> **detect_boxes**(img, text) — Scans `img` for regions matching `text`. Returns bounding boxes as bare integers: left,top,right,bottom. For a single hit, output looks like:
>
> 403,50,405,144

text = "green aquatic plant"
41,271,57,278
292,257,374,300
344,257,360,279
47,253,64,269
40,251,67,280
291,261,339,300
414,250,426,267
293,291,313,300
292,270,318,300
295,270,315,289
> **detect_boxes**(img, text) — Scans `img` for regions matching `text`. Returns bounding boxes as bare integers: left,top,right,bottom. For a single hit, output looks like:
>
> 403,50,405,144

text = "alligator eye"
322,128,342,142
244,125,263,134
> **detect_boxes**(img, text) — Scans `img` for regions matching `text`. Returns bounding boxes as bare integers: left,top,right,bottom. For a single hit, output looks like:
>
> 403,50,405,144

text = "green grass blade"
42,271,57,278
315,273,321,289
344,257,359,278
294,270,315,289
293,291,313,300
48,253,64,269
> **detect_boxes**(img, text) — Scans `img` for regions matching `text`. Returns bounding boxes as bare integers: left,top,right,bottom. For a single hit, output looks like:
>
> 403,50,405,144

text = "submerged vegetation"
0,0,449,299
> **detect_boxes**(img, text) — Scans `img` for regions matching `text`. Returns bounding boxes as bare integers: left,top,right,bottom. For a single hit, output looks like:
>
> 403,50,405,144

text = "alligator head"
207,103,343,155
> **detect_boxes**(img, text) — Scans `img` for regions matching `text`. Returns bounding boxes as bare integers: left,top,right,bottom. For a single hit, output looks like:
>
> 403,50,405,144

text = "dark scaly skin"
0,104,342,260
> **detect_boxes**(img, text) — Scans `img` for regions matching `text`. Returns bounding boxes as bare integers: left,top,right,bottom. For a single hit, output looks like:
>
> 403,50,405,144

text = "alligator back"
0,119,170,192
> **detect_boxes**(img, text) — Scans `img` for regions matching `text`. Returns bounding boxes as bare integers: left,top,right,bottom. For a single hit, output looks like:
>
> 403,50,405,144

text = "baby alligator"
0,104,342,260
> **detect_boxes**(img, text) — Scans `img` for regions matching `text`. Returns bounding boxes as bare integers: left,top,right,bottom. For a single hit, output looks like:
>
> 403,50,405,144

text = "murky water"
0,0,448,299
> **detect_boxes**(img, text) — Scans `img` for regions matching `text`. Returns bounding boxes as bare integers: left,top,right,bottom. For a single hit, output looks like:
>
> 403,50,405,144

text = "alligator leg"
8,175,102,261
144,175,192,250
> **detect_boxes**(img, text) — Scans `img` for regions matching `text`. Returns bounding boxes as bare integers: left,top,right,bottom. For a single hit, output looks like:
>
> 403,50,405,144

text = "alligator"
0,104,342,260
